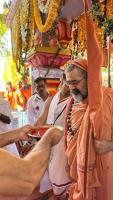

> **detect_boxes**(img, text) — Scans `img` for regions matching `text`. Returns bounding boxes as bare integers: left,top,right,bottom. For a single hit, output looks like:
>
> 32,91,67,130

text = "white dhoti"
41,97,71,198
49,137,71,198
39,171,52,194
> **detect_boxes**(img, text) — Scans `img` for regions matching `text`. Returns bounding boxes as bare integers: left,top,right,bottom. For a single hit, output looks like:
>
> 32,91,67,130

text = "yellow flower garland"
11,9,20,62
33,0,61,32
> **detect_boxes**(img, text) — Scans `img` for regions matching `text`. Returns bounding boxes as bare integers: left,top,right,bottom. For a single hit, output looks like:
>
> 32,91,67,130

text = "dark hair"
34,77,46,84
65,63,87,79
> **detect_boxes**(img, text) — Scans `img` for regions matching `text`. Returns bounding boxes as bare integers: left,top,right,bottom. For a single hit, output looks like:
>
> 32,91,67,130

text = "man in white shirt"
27,77,50,125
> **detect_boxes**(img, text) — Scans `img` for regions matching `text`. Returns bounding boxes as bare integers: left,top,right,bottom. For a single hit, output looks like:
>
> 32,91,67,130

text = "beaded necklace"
66,98,75,136
66,97,85,137
65,97,86,148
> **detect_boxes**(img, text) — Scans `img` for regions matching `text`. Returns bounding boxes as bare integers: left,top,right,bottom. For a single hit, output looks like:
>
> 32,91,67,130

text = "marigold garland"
33,0,61,32
20,0,28,47
89,0,113,36
11,0,34,73
20,0,34,49
11,9,20,62
29,0,35,48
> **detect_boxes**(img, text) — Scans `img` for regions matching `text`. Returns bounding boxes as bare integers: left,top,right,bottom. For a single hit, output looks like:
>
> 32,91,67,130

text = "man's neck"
40,92,49,101
59,92,69,102
73,96,88,104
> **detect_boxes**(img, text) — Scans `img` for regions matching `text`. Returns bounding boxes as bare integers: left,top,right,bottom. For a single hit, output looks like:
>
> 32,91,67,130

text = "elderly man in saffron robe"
64,0,113,200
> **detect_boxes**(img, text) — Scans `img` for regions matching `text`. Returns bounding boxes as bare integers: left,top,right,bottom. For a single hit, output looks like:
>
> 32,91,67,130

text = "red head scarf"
67,58,88,71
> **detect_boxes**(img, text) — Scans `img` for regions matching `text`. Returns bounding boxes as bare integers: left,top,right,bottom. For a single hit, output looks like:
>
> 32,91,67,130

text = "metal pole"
108,35,111,87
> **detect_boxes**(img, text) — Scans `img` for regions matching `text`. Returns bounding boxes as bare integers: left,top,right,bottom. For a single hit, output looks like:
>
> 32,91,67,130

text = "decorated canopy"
6,0,113,74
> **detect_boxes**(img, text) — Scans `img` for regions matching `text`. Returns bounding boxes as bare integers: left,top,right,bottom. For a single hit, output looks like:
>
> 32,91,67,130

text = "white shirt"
0,97,19,157
46,91,60,124
27,93,45,125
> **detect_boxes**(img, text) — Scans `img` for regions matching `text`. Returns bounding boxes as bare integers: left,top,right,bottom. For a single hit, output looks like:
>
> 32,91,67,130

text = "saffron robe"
65,0,113,199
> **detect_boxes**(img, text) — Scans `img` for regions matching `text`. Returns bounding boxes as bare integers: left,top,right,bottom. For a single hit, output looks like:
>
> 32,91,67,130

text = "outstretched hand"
17,125,64,149
16,125,38,141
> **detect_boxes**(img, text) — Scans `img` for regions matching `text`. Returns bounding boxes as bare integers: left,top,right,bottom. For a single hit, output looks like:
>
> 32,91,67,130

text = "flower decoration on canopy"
89,0,113,46
11,0,34,74
33,0,61,32
47,18,72,49
68,0,113,57
10,0,113,73
56,19,72,49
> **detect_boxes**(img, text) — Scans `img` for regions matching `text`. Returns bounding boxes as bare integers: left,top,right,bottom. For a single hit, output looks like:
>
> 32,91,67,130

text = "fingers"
24,124,39,131
19,125,38,138
21,125,64,144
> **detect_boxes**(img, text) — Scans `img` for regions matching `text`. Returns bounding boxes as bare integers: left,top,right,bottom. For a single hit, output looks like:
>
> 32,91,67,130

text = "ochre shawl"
66,87,113,199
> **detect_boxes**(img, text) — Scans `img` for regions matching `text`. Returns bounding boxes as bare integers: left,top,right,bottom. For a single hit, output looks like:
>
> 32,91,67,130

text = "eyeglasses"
66,77,84,86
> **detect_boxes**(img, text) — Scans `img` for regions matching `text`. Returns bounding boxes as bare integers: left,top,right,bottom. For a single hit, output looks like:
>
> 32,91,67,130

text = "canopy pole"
108,35,111,87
